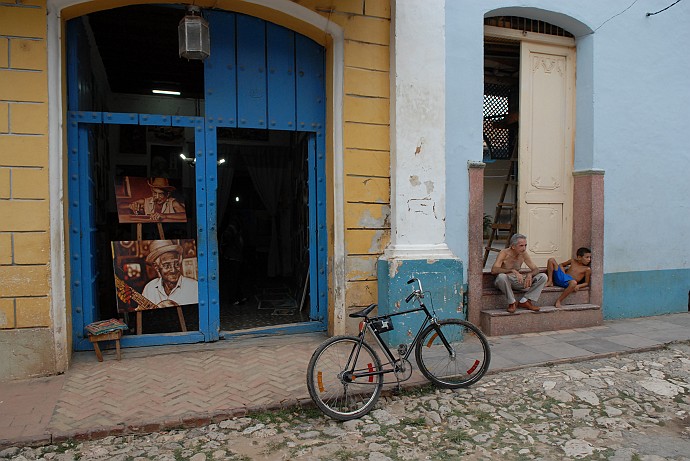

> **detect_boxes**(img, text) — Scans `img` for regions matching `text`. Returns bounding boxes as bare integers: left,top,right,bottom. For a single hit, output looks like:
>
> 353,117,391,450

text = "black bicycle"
306,278,491,420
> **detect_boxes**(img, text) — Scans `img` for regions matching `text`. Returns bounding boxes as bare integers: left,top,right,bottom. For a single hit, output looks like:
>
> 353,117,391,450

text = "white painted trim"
384,244,458,260
484,25,576,47
331,38,346,335
46,4,68,373
46,0,346,336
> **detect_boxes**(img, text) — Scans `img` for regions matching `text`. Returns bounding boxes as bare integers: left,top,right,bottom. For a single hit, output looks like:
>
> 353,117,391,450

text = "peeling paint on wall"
408,198,435,218
424,180,434,194
388,258,401,278
346,256,377,280
415,137,425,155
355,207,390,228
409,175,420,187
369,229,388,254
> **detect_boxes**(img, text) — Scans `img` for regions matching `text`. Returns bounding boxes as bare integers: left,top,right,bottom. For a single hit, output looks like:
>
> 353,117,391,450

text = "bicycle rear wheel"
306,335,383,420
415,319,491,388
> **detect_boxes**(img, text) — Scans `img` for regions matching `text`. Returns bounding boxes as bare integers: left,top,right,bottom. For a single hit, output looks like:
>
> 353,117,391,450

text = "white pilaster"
388,0,454,260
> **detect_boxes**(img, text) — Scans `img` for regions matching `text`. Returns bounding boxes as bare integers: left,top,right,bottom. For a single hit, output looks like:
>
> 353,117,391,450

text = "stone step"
481,286,590,310
480,303,602,336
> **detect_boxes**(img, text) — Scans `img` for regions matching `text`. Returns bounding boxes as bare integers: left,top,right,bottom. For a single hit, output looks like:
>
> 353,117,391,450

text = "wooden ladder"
483,141,518,267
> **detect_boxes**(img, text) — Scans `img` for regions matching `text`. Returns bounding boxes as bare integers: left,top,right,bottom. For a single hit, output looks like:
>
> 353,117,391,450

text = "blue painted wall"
444,1,690,310
603,269,690,319
377,258,464,347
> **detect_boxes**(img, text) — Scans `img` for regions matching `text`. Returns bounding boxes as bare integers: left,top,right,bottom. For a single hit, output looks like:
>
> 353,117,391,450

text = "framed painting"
111,239,198,313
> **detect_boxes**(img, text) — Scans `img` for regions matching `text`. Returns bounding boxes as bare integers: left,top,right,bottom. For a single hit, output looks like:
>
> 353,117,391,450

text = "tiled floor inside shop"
120,284,309,336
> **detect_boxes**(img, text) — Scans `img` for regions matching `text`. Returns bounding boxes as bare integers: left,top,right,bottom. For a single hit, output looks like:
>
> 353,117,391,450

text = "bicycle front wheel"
415,319,491,388
306,335,384,420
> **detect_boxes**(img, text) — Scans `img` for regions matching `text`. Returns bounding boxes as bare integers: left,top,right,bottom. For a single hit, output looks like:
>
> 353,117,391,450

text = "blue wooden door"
205,11,327,330
67,114,208,350
67,11,327,350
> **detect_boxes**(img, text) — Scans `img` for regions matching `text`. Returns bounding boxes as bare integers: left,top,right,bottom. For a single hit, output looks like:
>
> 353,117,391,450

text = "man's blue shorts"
553,266,574,288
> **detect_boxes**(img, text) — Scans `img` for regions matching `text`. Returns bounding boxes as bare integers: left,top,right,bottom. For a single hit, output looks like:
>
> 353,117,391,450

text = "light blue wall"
377,258,464,347
445,0,690,317
603,269,690,319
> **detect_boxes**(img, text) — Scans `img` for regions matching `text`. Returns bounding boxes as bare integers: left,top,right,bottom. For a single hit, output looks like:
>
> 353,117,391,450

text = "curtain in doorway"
243,147,291,277
217,147,237,229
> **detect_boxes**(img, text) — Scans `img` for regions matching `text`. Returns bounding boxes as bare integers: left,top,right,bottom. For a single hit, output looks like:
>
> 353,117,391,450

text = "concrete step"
481,286,590,310
480,303,603,336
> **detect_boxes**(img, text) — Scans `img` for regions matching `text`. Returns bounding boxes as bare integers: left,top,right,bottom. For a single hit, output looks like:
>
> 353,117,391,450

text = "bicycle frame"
345,298,455,382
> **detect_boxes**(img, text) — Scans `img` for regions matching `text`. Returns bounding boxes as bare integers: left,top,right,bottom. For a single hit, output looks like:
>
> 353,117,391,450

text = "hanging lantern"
178,6,210,60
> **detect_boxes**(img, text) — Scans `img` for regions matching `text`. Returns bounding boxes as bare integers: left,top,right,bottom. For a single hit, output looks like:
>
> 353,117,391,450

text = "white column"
387,0,454,260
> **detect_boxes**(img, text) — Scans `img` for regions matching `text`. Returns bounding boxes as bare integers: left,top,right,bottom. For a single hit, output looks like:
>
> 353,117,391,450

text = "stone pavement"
1,312,690,449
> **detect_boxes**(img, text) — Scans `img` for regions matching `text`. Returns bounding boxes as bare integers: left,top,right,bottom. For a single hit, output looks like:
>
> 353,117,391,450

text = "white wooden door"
518,41,575,267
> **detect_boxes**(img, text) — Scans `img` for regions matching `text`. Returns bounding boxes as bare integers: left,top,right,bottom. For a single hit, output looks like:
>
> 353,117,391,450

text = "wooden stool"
88,329,123,362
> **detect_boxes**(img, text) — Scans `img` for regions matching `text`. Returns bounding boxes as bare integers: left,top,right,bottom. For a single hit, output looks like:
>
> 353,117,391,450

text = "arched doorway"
65,5,327,350
482,17,576,269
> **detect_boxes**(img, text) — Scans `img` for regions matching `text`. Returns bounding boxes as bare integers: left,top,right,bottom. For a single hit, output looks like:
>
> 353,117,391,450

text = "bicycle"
306,278,491,420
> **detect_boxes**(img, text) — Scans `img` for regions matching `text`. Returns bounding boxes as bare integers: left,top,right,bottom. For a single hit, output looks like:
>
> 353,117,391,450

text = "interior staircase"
479,270,602,336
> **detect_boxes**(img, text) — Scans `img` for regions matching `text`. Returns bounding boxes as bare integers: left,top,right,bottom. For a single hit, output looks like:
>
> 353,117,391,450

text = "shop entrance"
66,6,327,350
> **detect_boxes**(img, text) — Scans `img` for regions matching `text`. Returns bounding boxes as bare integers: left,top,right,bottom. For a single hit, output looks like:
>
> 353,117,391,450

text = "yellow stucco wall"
0,0,58,381
0,0,391,377
318,1,391,315
0,0,51,331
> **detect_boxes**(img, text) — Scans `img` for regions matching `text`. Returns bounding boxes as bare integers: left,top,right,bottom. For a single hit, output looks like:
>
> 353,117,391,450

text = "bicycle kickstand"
393,376,403,395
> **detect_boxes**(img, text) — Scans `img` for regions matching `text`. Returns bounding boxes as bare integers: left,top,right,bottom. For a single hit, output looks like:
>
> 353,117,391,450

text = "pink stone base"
480,304,603,336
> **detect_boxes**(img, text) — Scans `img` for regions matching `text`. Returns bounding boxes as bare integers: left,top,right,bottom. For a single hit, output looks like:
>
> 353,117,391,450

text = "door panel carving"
519,41,575,267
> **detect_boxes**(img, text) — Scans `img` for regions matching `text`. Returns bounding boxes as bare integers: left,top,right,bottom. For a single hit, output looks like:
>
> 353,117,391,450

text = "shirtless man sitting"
491,233,547,313
546,247,592,308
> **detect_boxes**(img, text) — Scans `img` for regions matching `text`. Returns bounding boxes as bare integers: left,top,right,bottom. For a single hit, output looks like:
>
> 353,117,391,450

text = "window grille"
483,83,516,160
484,16,574,38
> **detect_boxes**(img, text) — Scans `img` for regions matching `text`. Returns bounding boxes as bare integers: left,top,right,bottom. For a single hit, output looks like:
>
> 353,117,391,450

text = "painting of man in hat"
115,176,187,223
142,240,198,307
111,239,199,312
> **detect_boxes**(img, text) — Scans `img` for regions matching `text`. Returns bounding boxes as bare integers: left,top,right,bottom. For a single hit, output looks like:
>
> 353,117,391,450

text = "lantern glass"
178,15,210,60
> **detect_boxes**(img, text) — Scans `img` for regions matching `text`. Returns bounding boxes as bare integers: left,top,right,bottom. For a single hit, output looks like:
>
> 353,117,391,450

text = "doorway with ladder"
482,20,577,270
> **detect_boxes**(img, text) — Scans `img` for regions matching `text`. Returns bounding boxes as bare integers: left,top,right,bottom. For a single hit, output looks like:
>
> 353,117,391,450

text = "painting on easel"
111,239,199,313
114,176,187,224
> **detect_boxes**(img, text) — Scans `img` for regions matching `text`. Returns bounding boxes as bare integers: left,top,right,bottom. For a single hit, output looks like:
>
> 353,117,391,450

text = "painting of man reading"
114,176,187,224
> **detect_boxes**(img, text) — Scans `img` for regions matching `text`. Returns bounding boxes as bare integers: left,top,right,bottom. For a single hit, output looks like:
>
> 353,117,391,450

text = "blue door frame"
67,10,327,350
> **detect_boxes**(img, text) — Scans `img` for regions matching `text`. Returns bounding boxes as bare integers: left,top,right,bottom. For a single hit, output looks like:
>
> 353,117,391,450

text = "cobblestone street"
2,342,689,461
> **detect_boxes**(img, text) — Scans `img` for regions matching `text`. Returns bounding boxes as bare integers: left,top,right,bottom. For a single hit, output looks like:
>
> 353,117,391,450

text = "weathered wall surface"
0,0,57,380
295,1,392,316
2,0,393,378
446,0,690,319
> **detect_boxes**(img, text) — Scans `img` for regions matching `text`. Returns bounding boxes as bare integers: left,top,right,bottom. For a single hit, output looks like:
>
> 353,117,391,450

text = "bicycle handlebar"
405,278,424,303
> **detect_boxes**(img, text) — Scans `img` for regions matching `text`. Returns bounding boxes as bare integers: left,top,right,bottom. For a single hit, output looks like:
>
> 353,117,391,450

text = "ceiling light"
180,153,196,166
178,6,210,60
152,89,181,96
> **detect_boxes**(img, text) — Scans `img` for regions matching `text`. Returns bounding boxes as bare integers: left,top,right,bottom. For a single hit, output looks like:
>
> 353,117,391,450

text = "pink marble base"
467,162,486,327
573,171,604,307
468,166,605,330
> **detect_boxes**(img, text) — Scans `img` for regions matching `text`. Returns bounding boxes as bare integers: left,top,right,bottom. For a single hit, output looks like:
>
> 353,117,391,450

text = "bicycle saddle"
349,303,377,318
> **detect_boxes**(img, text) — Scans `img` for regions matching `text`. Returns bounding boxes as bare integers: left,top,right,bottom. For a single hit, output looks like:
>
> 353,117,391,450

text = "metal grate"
484,16,574,38
483,83,517,160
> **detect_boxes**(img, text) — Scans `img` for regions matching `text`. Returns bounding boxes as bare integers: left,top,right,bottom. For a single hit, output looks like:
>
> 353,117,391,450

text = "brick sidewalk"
2,312,690,449
0,374,64,447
